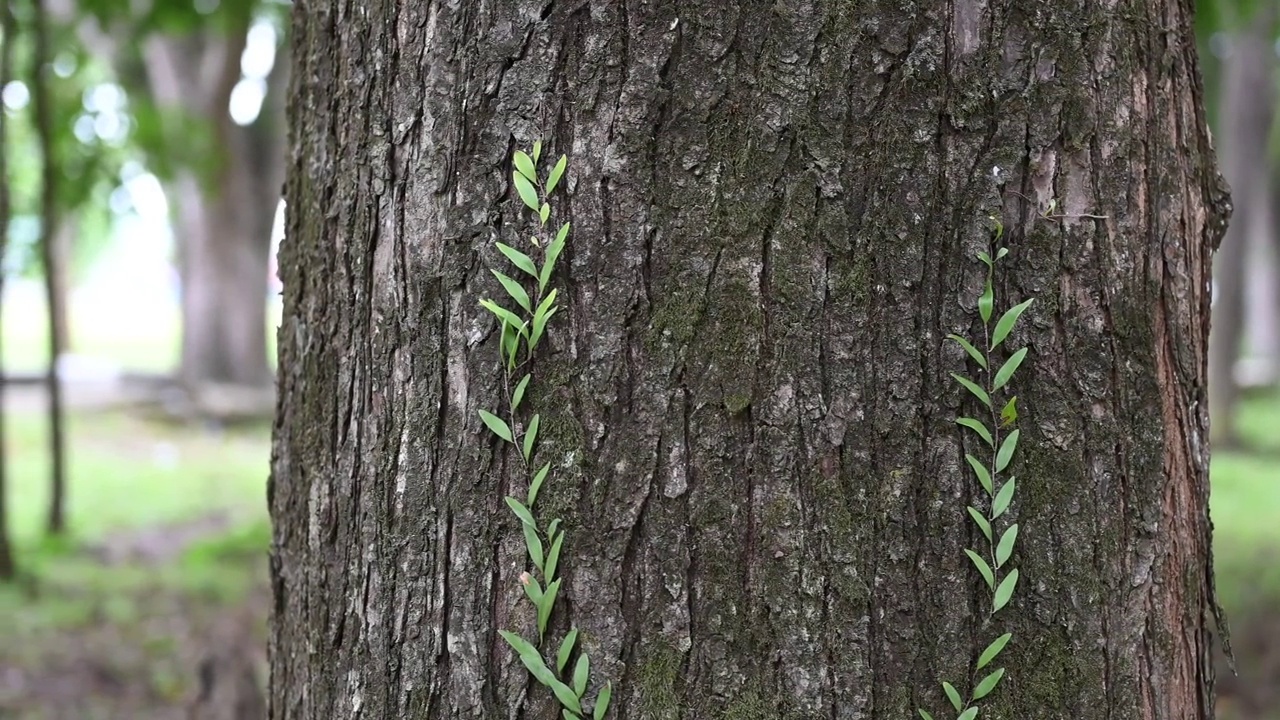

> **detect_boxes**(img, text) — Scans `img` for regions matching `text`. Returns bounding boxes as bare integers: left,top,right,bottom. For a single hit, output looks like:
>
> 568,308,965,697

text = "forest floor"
0,393,1278,719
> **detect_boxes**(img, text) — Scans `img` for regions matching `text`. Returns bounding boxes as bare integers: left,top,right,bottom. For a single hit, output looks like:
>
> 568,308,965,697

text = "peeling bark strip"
269,1,1227,719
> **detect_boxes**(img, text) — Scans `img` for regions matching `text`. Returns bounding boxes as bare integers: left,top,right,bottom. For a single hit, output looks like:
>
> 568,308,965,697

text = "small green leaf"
547,518,562,539
943,681,963,712
546,529,564,581
965,454,993,494
557,627,579,673
976,633,1012,670
549,673,583,715
956,417,993,447
991,478,1016,519
523,522,545,571
513,171,540,211
972,667,1005,700
479,299,529,338
995,523,1019,568
539,579,564,650
540,202,551,225
993,568,1019,613
530,289,559,350
512,374,532,413
964,549,995,589
919,711,936,720
529,463,551,506
979,279,994,323
497,242,539,278
532,140,542,163
957,707,978,720
524,414,541,462
995,246,1009,260
594,682,612,720
532,306,560,351
573,654,590,697
992,347,1028,393
991,298,1034,349
479,410,514,443
504,323,522,370
522,574,544,606
946,334,988,369
977,251,993,267
491,269,532,313
564,711,582,720
951,373,992,409
540,222,570,293
547,154,568,195
995,430,1020,473
499,630,557,687
999,396,1018,428
514,151,537,183
505,496,536,527
967,506,992,543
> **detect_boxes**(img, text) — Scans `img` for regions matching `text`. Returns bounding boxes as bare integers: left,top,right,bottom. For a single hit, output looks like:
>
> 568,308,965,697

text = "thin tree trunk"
50,217,73,354
271,1,1227,718
1208,15,1276,444
32,0,67,537
0,0,18,581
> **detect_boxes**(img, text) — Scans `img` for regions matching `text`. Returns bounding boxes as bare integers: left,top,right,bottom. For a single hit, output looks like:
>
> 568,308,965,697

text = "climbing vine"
477,141,613,720
920,224,1034,720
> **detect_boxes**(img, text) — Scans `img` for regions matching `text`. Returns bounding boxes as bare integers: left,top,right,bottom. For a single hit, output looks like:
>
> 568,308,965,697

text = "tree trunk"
1208,16,1276,442
0,0,17,582
143,22,285,390
33,0,67,538
270,1,1228,718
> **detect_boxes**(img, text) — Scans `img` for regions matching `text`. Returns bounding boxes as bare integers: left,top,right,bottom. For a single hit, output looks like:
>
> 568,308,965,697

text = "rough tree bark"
1208,14,1276,443
270,1,1228,718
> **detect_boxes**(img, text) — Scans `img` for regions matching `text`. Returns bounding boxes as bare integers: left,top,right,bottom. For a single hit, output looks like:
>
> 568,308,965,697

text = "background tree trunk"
0,0,17,581
144,27,286,391
49,0,288,392
270,1,1227,718
1208,14,1276,443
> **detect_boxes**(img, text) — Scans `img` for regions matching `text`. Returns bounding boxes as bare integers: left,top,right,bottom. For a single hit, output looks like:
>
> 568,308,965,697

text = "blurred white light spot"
2,81,29,110
229,78,266,125
94,112,125,142
84,82,124,113
242,22,278,78
73,115,97,143
53,53,76,78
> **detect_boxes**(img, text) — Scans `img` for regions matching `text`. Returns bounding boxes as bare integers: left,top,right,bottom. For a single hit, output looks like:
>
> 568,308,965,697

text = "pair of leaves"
951,348,1028,410
940,670,1005,713
499,631,583,714
512,153,569,222
478,409,541,462
554,628,612,719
